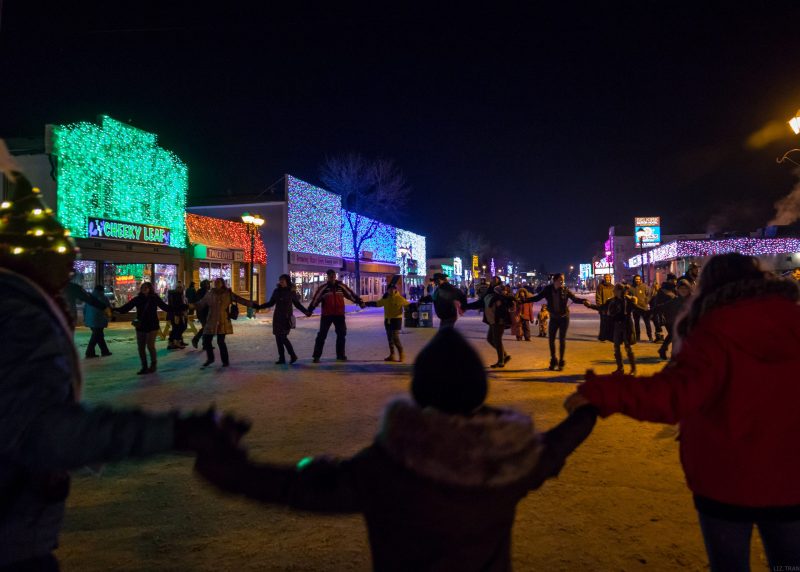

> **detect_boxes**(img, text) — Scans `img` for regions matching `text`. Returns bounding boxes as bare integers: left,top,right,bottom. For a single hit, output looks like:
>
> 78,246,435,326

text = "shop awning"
185,213,267,264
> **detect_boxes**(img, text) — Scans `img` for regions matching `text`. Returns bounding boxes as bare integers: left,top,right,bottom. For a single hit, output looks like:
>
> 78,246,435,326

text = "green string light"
52,116,188,248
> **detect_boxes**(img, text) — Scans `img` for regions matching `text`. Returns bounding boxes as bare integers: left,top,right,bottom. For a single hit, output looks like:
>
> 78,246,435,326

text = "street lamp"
482,264,486,277
241,212,265,318
777,110,800,165
635,227,646,281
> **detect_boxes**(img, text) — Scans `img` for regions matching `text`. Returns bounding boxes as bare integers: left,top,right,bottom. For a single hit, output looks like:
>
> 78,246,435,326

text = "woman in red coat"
566,253,800,571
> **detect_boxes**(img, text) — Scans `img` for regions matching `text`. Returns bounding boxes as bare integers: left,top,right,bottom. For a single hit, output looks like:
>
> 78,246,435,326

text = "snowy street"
60,305,765,571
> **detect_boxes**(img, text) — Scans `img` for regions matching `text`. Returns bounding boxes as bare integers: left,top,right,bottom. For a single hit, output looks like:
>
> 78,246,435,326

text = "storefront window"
104,263,152,307
290,270,328,303
199,262,232,287
154,264,177,297
73,260,97,292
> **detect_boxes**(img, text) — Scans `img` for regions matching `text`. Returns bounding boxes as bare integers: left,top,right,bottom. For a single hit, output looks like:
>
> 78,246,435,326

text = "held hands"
582,300,591,307
173,406,252,453
563,392,591,415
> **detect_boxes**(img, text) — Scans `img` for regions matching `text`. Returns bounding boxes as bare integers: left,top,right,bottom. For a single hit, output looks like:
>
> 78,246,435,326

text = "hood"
695,278,800,360
378,399,542,489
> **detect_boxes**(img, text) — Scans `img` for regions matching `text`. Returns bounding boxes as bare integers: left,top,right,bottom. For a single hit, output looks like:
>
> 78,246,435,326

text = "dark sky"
3,2,800,270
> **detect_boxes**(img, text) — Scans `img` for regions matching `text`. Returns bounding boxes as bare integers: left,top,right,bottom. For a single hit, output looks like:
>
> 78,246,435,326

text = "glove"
173,407,251,452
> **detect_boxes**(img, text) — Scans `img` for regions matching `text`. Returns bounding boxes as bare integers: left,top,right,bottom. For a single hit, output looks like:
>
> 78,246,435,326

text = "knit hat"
411,328,488,415
0,140,76,259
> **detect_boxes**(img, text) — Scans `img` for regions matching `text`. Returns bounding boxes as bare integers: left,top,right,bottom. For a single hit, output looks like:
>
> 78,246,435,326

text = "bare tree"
320,153,410,295
450,230,489,279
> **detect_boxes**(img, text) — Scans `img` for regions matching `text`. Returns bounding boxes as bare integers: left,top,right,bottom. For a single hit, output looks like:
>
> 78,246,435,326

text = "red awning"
185,213,267,264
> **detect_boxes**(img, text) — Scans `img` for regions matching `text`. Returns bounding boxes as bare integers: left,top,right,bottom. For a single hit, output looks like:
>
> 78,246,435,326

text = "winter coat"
262,286,308,336
529,285,586,318
481,287,516,326
0,269,175,567
595,282,615,307
432,282,467,321
166,290,189,325
369,292,410,321
629,282,651,311
652,287,686,330
116,293,171,332
195,287,252,335
63,282,105,328
195,286,210,324
82,290,110,329
588,296,636,346
186,285,198,304
196,399,597,572
579,278,800,509
517,294,535,322
309,280,361,316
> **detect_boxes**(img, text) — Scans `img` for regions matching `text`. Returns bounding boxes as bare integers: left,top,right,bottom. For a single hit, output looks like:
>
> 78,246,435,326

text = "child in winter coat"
195,328,598,572
586,284,638,374
536,304,550,337
366,283,410,362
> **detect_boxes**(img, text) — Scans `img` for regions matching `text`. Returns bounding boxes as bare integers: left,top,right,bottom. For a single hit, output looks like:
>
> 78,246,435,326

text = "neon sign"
88,217,171,246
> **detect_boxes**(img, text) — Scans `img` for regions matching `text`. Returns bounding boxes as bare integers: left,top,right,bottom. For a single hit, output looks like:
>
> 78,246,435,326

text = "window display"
103,262,152,307
73,260,97,292
290,270,328,303
154,263,177,297
199,262,231,286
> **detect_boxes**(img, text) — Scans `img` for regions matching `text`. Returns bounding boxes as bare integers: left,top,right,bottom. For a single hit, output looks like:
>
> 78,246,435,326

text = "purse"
229,302,239,320
289,314,297,329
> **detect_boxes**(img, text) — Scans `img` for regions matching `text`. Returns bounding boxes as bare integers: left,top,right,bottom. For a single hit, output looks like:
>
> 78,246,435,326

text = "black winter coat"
196,400,597,572
432,282,467,321
530,285,586,318
116,293,171,332
260,286,309,335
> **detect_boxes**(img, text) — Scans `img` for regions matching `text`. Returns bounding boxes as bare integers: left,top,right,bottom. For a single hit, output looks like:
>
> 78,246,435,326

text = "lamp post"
778,110,800,165
635,227,646,281
398,244,411,297
482,264,487,277
241,212,265,319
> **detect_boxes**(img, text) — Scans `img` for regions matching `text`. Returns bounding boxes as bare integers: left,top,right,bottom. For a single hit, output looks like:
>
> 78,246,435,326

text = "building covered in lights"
1,116,189,305
188,175,427,303
628,229,800,281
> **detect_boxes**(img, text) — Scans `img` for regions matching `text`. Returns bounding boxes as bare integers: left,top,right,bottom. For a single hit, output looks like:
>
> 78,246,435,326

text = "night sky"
3,2,800,270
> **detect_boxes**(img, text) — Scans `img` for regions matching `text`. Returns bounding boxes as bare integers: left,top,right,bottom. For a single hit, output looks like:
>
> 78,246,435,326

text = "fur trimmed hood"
697,277,799,318
377,399,542,489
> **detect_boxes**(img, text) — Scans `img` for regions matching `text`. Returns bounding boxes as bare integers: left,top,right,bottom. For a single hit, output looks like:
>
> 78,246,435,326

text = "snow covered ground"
58,304,769,571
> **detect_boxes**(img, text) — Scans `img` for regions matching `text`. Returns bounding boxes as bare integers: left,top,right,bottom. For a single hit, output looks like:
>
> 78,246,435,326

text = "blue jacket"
82,290,110,329
0,269,175,566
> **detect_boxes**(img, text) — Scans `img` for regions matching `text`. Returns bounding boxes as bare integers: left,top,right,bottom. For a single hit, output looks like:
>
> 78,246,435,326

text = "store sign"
579,263,593,280
441,263,454,277
472,254,479,278
206,247,245,262
453,257,463,278
634,216,661,246
88,217,171,246
594,259,613,276
289,251,342,268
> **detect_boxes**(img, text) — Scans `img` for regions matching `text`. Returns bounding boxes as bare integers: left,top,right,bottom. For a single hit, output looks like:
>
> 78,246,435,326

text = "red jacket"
309,280,360,316
579,287,800,508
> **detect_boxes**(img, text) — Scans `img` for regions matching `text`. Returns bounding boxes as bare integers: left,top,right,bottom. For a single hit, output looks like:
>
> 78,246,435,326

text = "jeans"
517,318,531,340
632,307,652,340
487,323,506,364
385,318,403,354
548,316,569,363
275,333,296,361
612,323,635,370
698,511,800,571
136,330,158,368
203,333,228,364
313,315,347,359
86,327,110,356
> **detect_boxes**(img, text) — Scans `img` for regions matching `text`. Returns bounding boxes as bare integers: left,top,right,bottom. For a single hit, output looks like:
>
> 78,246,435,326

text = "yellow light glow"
790,116,800,135
57,245,67,253
64,230,71,236
12,247,23,255
32,208,43,215
32,187,41,194
0,201,10,209
34,229,44,236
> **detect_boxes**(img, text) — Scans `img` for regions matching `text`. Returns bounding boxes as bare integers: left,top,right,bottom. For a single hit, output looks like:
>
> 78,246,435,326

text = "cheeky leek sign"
88,217,171,246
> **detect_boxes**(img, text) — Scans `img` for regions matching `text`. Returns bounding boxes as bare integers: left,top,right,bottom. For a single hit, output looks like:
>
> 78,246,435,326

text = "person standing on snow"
594,274,615,341
0,152,245,572
257,274,310,365
586,283,638,374
193,277,257,368
366,283,410,362
195,328,598,572
307,269,364,362
83,284,112,359
114,282,173,374
529,273,590,371
567,253,800,572
431,272,467,330
629,275,653,342
166,281,189,350
190,279,211,349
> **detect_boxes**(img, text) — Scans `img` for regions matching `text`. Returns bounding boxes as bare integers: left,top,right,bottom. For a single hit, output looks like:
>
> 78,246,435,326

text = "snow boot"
548,358,558,371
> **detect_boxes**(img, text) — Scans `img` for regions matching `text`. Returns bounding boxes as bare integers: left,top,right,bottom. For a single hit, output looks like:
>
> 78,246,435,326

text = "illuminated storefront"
185,213,267,305
50,115,187,307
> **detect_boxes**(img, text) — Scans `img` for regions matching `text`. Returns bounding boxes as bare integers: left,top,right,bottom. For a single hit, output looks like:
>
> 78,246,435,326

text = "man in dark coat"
629,275,653,342
195,328,598,572
529,274,590,371
431,272,467,329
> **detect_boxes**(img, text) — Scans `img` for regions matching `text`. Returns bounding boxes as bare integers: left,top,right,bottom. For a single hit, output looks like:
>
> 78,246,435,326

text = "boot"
628,351,637,375
558,359,565,371
384,349,396,362
289,353,298,364
614,352,624,373
397,350,405,363
548,357,557,371
148,362,157,373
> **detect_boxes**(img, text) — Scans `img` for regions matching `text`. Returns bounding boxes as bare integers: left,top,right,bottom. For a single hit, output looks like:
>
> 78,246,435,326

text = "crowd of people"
2,160,800,571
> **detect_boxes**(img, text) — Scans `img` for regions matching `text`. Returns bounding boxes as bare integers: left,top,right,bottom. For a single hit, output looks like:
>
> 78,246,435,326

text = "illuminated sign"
579,263,593,279
634,216,661,246
87,217,171,246
453,257,463,278
441,264,454,277
472,254,479,278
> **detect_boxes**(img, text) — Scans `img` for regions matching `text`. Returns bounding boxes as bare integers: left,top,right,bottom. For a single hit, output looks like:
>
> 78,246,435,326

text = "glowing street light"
789,110,800,135
241,212,265,318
